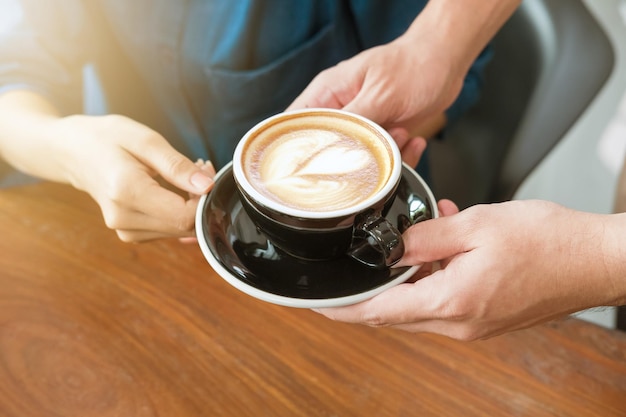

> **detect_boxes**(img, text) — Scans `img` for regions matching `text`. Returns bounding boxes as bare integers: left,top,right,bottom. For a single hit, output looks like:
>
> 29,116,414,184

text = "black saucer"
196,162,437,308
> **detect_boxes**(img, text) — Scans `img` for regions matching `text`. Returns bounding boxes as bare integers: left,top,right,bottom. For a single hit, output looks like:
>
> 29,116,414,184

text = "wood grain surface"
1,182,625,417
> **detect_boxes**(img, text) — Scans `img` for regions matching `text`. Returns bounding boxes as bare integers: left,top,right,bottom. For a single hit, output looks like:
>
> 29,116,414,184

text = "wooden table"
1,182,625,417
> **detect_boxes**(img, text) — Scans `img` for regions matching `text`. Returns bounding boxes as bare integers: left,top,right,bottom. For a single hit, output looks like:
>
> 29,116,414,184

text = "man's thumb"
395,210,466,267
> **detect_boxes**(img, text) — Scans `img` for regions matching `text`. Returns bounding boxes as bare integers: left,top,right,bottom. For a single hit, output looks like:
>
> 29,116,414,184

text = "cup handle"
347,214,405,268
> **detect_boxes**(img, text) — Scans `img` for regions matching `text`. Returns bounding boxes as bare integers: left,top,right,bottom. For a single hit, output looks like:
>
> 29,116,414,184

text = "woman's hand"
52,114,215,242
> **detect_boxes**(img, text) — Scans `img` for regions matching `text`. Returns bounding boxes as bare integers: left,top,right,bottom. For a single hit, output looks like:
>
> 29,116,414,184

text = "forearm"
404,0,521,80
0,90,74,184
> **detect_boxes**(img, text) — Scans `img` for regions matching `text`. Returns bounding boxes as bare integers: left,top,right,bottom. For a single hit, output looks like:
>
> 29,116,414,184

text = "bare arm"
0,90,214,242
406,0,522,80
318,200,626,340
0,91,67,183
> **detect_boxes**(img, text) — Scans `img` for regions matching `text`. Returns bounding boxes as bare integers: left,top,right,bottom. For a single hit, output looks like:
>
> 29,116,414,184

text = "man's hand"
316,200,626,340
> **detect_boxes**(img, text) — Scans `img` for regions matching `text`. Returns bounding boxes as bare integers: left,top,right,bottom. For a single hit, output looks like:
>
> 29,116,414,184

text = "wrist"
48,114,100,189
565,210,626,308
531,204,626,312
0,90,80,183
601,213,626,306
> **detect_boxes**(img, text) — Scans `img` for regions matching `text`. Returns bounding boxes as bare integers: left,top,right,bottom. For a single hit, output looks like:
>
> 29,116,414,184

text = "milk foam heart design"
256,129,380,211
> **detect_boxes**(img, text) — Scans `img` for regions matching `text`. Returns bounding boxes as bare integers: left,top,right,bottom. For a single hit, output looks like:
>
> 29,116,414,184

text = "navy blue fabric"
0,0,490,180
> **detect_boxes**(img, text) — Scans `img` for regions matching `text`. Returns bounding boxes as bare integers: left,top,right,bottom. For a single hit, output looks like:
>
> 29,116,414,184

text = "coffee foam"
242,113,392,212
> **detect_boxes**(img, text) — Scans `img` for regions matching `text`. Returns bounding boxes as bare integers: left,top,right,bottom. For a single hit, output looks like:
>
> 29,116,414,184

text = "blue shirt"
0,0,491,170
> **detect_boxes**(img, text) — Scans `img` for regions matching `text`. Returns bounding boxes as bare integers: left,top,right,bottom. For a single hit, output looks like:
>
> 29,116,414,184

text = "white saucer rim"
195,162,436,309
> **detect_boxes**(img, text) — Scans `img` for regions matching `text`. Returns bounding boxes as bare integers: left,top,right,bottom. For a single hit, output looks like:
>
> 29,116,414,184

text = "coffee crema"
241,112,393,212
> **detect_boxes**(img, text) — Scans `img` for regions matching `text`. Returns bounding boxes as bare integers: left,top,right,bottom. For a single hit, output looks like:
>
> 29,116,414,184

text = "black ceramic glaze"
199,163,434,300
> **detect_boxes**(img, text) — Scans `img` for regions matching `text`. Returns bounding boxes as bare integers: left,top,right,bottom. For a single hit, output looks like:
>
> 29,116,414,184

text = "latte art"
252,129,381,211
241,113,393,212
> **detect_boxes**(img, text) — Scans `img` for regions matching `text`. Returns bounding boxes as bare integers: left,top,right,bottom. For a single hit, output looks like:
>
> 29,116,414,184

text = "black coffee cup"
232,108,404,268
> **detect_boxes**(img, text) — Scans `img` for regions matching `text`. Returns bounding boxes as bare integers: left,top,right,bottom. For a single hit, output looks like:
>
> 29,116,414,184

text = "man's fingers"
395,211,469,267
437,199,459,217
401,136,427,168
316,272,446,327
287,70,348,111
